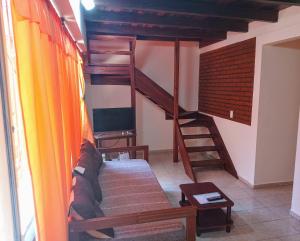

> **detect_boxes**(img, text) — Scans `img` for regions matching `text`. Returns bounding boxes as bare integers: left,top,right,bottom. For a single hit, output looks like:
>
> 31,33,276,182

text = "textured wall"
199,38,256,125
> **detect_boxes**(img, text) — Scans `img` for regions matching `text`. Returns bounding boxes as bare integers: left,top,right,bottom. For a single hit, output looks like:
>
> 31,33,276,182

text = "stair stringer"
176,121,197,183
207,116,238,178
178,113,238,181
135,68,186,115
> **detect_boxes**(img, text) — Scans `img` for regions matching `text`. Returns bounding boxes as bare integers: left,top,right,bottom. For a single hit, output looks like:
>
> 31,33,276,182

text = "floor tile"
279,234,300,241
148,152,299,241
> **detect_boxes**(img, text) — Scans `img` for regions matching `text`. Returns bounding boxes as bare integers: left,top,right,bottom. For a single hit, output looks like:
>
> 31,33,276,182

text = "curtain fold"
11,0,93,240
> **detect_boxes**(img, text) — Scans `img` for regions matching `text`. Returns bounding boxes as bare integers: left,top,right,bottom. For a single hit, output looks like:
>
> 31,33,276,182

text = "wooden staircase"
85,35,137,148
89,66,194,118
86,35,137,89
135,69,188,117
134,69,238,181
85,35,237,182
176,113,238,182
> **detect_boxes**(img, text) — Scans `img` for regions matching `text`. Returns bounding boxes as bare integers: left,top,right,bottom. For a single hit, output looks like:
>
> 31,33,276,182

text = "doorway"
255,38,300,216
255,40,300,185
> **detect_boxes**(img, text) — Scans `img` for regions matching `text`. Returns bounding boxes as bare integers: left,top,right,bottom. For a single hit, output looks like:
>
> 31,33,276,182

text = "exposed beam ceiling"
136,37,219,46
250,0,300,6
86,22,227,40
94,0,279,22
84,0,297,47
85,10,249,33
87,34,219,46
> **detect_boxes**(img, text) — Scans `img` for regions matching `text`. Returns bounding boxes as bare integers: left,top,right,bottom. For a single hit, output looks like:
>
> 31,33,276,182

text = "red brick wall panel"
198,38,256,125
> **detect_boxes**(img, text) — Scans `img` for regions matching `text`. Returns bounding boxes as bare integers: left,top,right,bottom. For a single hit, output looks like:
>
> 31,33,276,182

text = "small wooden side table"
179,182,234,236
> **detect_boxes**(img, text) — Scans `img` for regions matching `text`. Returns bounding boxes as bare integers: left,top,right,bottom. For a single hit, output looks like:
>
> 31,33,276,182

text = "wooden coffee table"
179,182,234,236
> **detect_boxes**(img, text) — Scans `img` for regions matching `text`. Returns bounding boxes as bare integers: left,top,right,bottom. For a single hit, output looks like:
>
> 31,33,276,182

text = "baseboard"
253,181,293,189
238,176,255,188
290,210,300,221
238,176,293,189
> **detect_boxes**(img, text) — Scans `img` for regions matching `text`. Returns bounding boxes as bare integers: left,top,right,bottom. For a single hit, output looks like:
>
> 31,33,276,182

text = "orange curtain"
11,0,93,240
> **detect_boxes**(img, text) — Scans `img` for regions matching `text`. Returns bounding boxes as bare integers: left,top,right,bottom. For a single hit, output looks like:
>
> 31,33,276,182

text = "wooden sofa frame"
98,145,149,162
69,145,197,241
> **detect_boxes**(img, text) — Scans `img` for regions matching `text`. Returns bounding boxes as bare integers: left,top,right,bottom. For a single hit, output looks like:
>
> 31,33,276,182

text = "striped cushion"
97,159,185,241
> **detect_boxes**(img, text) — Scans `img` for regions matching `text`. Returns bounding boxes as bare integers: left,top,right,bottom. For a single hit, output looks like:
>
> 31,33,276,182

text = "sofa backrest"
69,140,115,240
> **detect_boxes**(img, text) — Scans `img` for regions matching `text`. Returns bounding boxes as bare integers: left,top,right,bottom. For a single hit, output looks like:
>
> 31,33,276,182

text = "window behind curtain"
1,0,36,240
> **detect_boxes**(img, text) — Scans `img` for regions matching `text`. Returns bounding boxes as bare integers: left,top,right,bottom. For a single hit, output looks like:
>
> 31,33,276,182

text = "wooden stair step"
180,119,211,128
89,35,136,42
89,50,133,55
89,64,131,68
167,112,210,121
186,146,218,153
85,66,130,75
165,111,199,120
90,74,131,85
178,111,199,119
191,159,224,168
183,134,213,139
91,74,131,79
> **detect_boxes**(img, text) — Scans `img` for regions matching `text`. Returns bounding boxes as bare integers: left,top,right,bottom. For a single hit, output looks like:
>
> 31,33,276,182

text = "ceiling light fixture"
81,0,95,11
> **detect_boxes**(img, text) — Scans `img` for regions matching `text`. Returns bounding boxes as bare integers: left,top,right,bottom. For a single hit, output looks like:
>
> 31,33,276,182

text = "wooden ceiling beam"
249,0,300,6
85,10,249,33
87,34,215,43
86,22,227,41
136,36,219,46
87,35,136,41
94,0,279,22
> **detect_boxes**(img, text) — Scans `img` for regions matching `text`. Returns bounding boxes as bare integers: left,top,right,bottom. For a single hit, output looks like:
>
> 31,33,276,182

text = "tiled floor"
148,151,300,241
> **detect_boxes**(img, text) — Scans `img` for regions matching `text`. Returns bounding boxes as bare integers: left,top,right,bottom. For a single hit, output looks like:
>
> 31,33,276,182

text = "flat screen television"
93,107,135,133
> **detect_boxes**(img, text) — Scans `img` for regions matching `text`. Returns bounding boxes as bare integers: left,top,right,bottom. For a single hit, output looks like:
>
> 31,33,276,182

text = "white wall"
200,6,300,185
255,46,300,185
85,84,174,150
136,41,199,110
291,109,300,218
85,41,199,151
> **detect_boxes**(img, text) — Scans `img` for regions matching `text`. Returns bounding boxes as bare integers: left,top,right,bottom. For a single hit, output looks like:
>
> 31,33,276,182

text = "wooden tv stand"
94,130,136,148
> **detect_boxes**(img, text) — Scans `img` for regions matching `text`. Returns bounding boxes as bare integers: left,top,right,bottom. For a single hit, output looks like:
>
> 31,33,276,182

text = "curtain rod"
48,0,85,55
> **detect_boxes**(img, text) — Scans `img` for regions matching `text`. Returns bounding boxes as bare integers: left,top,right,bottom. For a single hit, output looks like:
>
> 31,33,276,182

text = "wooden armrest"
97,145,149,161
69,206,196,241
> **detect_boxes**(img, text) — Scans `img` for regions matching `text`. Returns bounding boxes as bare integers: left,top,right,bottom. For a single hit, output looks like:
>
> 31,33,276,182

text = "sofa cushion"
70,175,96,217
98,159,185,241
81,139,95,153
80,143,99,172
70,175,114,240
74,151,102,202
81,139,102,171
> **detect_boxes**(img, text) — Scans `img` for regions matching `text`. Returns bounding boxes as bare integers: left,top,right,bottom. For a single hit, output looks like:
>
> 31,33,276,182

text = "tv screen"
93,107,135,132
